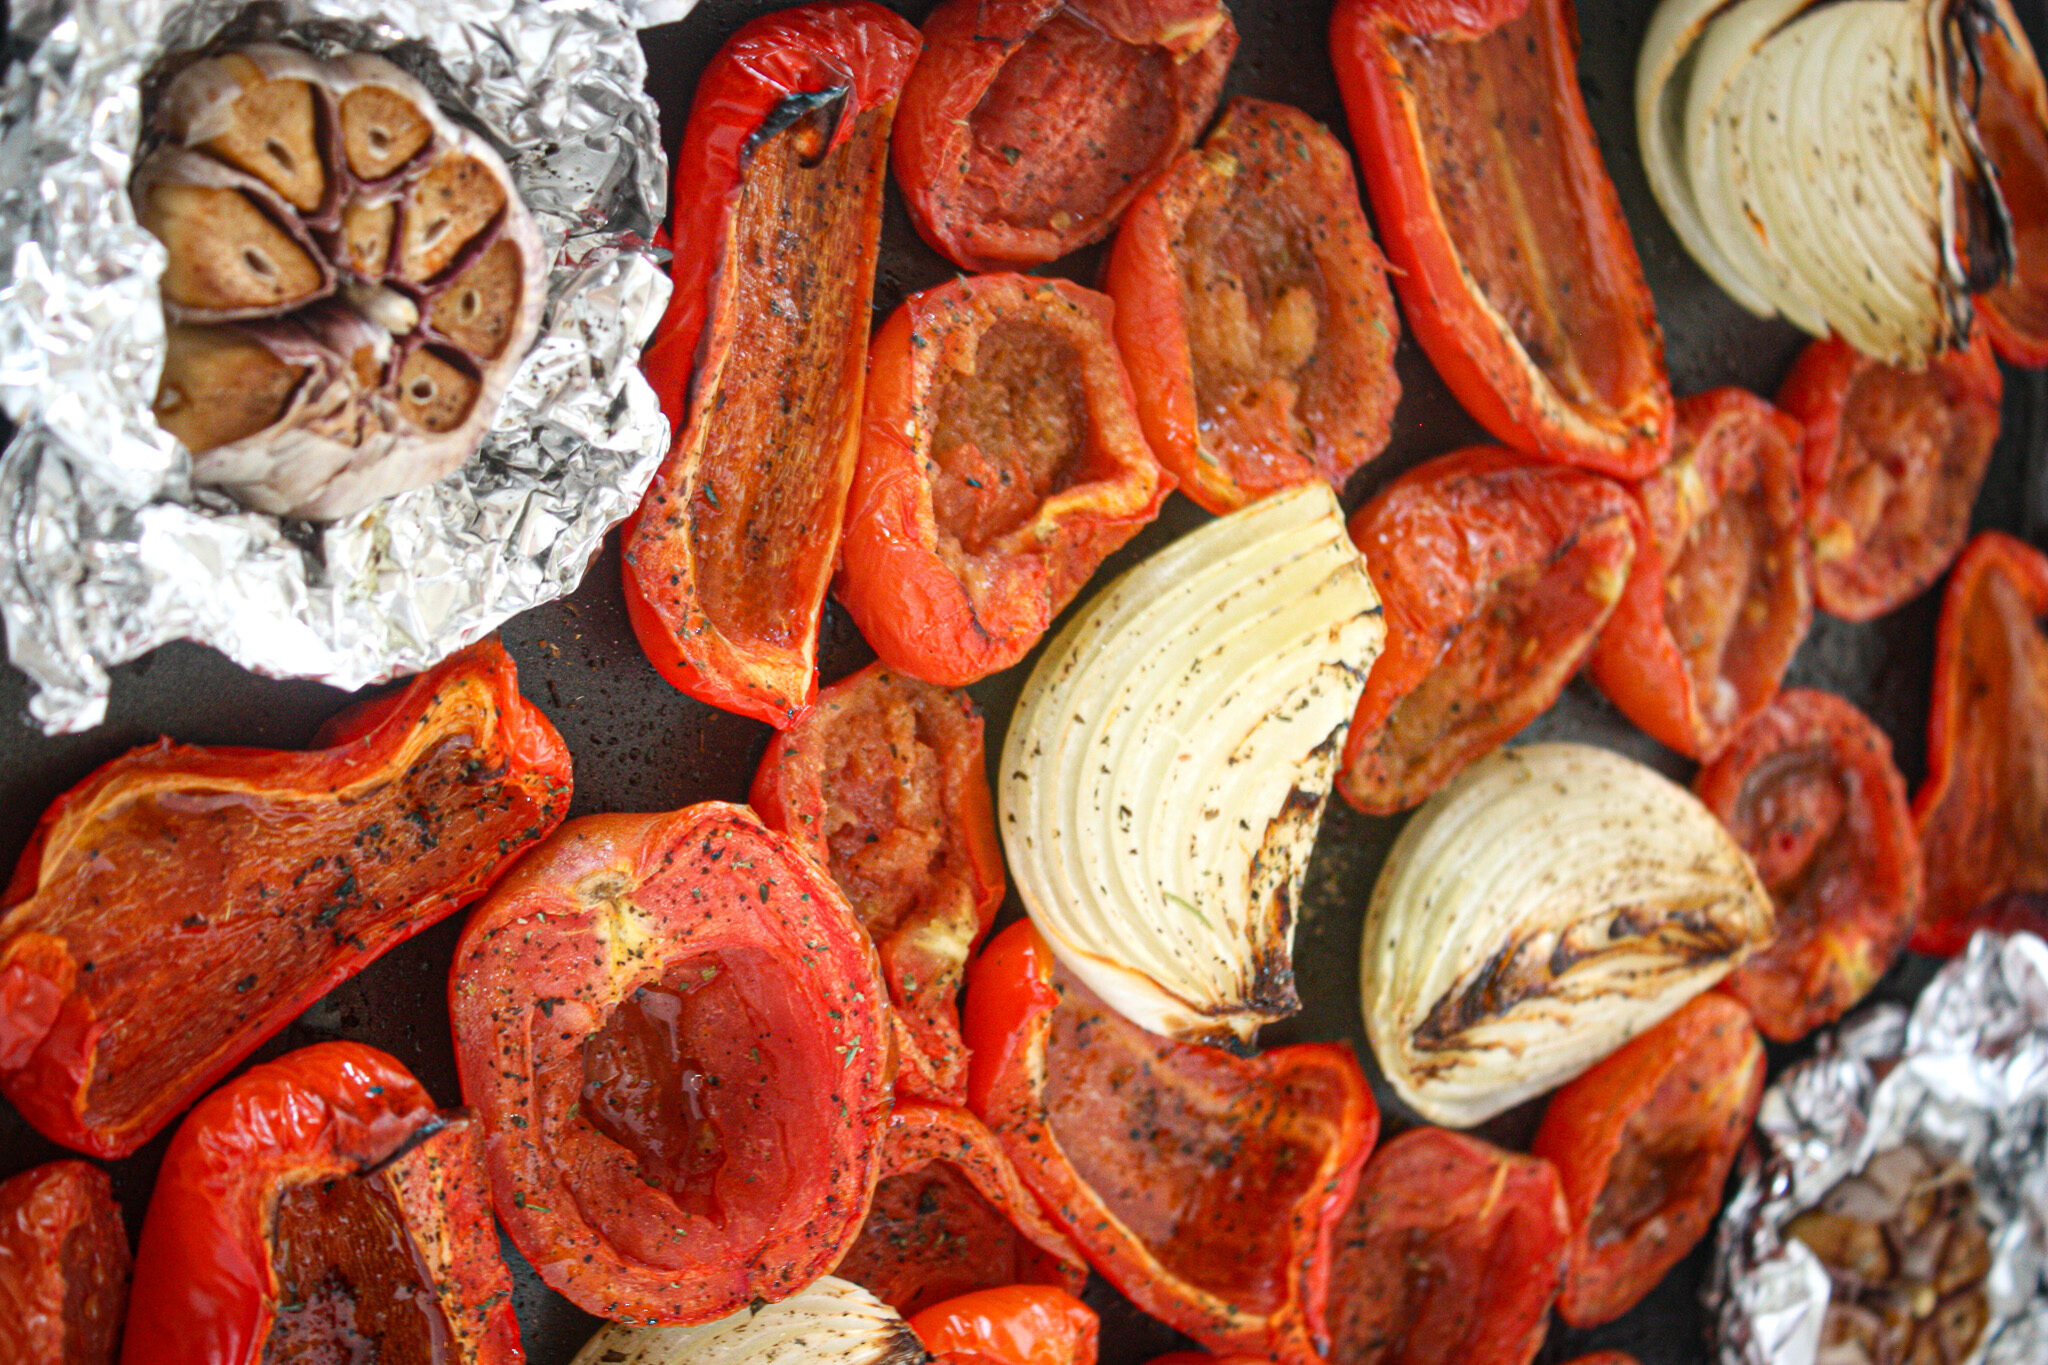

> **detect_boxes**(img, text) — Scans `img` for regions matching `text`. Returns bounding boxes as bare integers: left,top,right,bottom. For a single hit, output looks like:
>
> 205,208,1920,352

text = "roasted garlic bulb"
132,44,545,521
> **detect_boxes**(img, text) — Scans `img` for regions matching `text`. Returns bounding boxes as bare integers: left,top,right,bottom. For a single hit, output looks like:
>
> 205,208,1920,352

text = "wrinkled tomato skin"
1529,995,1765,1329
835,1103,1088,1318
448,803,892,1325
1104,97,1400,515
1330,0,1672,478
910,1285,1101,1365
0,1161,129,1365
0,638,570,1159
838,275,1171,687
122,1042,519,1365
1697,690,1922,1040
964,921,1378,1365
1326,1126,1569,1365
1590,388,1812,760
627,3,919,728
1775,329,2002,622
892,0,1237,271
1339,446,1637,814
751,663,1003,1105
1913,531,2048,955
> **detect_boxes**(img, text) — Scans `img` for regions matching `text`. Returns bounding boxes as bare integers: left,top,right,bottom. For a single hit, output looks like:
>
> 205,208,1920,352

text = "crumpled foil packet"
1712,931,2048,1365
0,0,686,732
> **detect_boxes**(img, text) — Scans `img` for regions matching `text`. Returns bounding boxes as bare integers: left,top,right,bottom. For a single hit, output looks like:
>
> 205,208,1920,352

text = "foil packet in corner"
1711,932,2048,1365
0,0,689,733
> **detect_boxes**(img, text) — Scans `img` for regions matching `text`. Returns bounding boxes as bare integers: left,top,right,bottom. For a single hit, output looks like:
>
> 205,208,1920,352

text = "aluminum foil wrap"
1712,932,2048,1365
0,0,685,732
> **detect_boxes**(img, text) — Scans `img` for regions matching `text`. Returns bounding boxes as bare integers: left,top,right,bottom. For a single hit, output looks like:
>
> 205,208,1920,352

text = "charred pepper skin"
0,637,571,1159
626,3,919,727
0,1160,129,1365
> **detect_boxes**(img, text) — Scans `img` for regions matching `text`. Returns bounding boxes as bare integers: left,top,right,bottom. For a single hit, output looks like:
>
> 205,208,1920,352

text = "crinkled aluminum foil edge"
0,0,682,732
1711,931,2048,1365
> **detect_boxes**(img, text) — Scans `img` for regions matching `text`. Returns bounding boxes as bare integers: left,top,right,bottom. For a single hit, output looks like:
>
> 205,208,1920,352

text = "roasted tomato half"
1973,13,2048,366
448,802,893,1325
965,920,1378,1365
1530,994,1766,1328
1105,96,1400,515
1775,328,2002,622
1590,387,1812,760
122,1042,519,1365
911,1285,1101,1365
1339,446,1637,814
627,2,919,726
0,637,569,1158
0,1160,129,1365
837,274,1172,687
1325,1126,1570,1365
892,0,1237,270
834,1103,1088,1318
1914,531,2048,954
1331,0,1673,477
1697,689,1922,1040
751,663,1004,1105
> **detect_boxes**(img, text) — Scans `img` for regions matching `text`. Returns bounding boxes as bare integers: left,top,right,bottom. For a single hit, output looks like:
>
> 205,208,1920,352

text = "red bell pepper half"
1104,96,1401,515
122,1041,519,1365
1589,387,1812,760
0,637,570,1159
626,2,919,727
1775,329,2002,622
1338,446,1637,814
837,274,1172,687
1330,0,1673,479
891,0,1237,271
1530,993,1765,1329
834,1102,1088,1318
1325,1126,1569,1365
910,1285,1100,1365
1697,689,1922,1041
1913,531,2048,954
448,802,893,1325
964,920,1378,1365
751,662,1005,1105
0,1160,129,1365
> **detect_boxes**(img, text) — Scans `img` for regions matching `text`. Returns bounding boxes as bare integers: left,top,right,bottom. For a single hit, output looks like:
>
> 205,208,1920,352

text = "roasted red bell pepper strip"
1338,446,1637,814
122,1041,518,1365
625,2,919,727
834,1102,1088,1317
1974,18,2048,366
1104,96,1401,515
1589,387,1812,760
1330,0,1673,478
1325,1126,1569,1365
448,802,892,1325
1775,329,2002,622
1697,689,1922,1040
910,1285,1100,1365
964,920,1378,1365
0,637,569,1159
751,663,1003,1105
1913,531,2048,954
891,0,1237,271
837,274,1172,687
0,1160,129,1365
1529,994,1765,1329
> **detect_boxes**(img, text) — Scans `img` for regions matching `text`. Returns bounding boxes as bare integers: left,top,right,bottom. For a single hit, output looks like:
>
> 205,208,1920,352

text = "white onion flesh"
1361,743,1774,1128
1641,0,2021,365
569,1278,927,1365
1001,483,1385,1046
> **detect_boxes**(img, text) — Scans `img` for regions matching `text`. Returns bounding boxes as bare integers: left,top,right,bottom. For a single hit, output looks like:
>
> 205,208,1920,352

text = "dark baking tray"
3,0,2046,1360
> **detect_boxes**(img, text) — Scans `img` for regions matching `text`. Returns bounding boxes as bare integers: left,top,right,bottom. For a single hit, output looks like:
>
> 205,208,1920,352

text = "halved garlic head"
1362,742,1774,1128
1001,483,1385,1046
569,1277,926,1365
133,44,545,521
